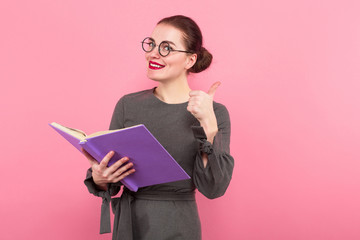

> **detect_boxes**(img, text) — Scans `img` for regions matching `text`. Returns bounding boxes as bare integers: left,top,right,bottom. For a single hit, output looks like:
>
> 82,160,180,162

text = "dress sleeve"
109,96,126,131
192,103,234,199
83,97,125,233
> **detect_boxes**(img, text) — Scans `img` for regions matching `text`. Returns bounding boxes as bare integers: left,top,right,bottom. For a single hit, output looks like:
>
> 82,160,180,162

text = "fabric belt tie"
99,191,112,234
99,189,196,240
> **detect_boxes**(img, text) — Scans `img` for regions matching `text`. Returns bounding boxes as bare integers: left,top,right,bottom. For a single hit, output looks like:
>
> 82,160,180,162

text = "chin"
149,78,161,82
147,72,164,82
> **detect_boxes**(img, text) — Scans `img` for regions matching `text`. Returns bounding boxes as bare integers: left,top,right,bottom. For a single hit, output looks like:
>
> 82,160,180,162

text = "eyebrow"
150,38,177,47
165,41,176,46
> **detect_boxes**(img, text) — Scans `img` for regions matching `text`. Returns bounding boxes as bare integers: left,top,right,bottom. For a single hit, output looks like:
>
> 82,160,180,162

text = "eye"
145,41,155,48
160,43,173,52
164,45,173,51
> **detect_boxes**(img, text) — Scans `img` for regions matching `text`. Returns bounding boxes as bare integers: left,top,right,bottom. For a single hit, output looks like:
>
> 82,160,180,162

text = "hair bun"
190,47,213,73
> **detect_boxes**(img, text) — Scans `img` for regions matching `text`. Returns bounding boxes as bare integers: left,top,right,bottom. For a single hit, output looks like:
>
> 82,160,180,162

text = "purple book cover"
49,124,83,152
49,123,190,191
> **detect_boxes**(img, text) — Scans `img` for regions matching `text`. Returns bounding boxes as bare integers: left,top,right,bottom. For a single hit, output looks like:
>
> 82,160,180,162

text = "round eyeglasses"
141,37,194,57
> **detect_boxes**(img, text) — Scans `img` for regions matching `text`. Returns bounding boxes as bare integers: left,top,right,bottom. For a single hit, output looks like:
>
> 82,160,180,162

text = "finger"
187,105,199,115
207,81,221,97
99,151,115,168
114,161,134,177
108,156,130,172
189,90,203,97
114,168,136,182
188,95,202,102
188,96,203,107
81,148,98,166
187,100,200,107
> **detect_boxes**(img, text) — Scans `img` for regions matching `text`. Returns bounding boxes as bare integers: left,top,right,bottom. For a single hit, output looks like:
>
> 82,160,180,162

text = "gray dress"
84,88,234,240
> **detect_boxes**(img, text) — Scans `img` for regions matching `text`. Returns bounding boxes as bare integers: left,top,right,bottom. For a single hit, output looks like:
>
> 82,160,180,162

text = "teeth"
150,63,163,68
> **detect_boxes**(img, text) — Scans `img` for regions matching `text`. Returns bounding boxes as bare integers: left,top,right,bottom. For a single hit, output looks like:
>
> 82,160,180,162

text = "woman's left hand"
187,81,221,143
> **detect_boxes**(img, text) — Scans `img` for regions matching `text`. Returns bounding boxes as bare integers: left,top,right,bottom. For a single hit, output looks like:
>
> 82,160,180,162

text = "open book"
49,122,190,191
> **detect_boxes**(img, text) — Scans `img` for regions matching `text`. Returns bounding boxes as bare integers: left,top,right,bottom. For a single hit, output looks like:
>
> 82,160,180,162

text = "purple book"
49,122,190,191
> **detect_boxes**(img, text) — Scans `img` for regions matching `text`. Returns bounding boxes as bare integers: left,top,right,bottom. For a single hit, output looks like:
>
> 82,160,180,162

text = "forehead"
150,24,184,46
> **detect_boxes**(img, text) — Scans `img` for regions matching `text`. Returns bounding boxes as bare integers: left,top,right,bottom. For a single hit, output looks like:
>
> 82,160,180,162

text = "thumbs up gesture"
187,82,221,142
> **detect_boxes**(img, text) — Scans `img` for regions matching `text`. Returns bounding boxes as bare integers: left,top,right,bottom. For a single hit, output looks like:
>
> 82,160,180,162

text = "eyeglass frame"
141,37,194,57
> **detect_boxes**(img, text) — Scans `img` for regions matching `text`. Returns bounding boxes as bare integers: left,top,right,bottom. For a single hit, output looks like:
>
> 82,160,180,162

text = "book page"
86,129,119,138
50,122,87,140
86,124,144,139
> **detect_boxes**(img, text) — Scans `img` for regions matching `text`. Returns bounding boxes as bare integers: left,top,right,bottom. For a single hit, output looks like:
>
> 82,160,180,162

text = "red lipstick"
149,61,165,70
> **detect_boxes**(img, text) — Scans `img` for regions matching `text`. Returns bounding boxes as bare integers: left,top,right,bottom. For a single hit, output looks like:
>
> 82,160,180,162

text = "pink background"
1,0,359,239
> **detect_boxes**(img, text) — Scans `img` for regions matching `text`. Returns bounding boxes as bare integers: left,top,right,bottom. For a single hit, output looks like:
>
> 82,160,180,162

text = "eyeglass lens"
142,38,155,52
142,38,171,57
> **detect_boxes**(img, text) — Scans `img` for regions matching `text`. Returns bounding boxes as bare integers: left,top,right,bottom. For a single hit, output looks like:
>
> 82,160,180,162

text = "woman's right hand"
81,149,136,191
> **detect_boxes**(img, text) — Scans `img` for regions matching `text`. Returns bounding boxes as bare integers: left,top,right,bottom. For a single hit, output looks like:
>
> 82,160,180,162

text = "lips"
149,61,165,70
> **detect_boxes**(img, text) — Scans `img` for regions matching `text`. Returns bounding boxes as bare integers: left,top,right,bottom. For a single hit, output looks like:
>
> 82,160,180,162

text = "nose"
147,46,161,58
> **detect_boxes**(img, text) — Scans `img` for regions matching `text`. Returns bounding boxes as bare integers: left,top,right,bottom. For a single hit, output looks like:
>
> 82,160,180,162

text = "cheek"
174,59,188,71
167,56,186,66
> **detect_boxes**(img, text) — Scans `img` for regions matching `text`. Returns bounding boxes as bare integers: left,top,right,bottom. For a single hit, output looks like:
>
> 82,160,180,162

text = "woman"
83,15,234,240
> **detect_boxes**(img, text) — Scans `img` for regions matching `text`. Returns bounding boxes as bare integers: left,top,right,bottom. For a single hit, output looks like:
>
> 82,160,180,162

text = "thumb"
81,148,98,166
207,81,221,97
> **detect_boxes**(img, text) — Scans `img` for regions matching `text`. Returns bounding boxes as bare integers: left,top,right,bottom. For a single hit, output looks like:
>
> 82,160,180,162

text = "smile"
149,61,165,70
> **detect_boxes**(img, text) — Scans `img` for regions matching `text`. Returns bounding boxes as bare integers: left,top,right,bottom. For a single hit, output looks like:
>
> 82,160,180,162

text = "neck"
154,77,191,104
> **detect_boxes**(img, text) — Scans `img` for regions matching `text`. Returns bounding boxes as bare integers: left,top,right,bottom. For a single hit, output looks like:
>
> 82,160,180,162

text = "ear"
185,53,197,70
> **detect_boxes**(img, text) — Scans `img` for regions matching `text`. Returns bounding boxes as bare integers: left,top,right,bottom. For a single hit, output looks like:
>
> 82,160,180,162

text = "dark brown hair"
158,15,213,73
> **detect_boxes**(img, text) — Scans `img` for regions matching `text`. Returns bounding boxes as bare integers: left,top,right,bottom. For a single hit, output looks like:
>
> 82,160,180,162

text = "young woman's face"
145,24,196,83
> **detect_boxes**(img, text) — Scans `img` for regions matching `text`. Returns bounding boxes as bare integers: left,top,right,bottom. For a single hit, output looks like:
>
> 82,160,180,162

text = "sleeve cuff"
191,126,214,155
84,168,103,197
